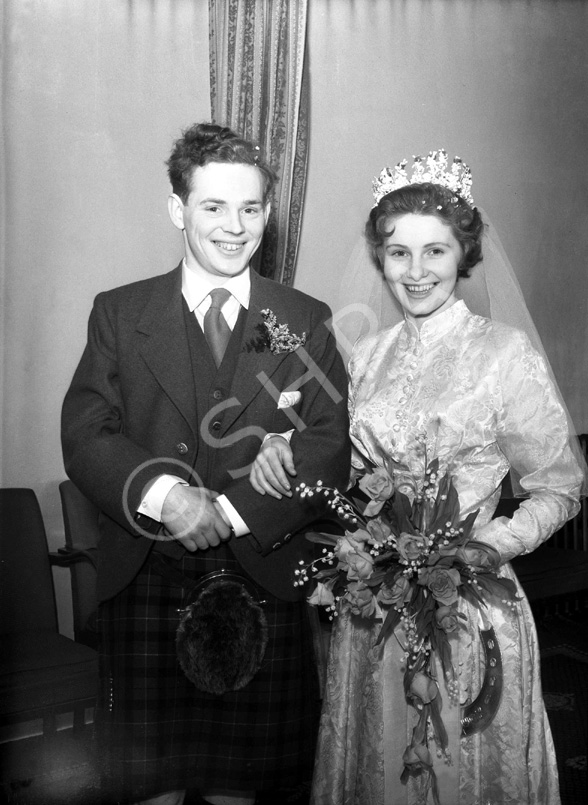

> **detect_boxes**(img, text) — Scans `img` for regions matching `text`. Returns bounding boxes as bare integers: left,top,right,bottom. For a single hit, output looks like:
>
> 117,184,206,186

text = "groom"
61,123,350,805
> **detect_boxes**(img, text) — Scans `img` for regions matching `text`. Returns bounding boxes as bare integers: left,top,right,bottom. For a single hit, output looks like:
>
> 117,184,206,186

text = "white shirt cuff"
215,494,250,536
138,475,187,521
138,477,249,537
263,429,295,443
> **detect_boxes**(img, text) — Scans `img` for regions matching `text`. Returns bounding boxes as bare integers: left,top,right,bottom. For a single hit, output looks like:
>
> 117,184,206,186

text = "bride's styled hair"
365,183,484,278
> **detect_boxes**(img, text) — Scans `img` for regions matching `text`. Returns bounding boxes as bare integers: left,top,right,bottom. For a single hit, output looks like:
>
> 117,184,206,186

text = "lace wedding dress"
311,300,583,805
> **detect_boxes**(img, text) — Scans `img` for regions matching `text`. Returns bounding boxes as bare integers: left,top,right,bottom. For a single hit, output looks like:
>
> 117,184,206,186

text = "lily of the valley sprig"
260,309,307,354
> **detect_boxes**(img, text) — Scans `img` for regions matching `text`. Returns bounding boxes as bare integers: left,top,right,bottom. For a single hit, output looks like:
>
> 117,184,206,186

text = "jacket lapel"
221,273,293,434
134,265,197,436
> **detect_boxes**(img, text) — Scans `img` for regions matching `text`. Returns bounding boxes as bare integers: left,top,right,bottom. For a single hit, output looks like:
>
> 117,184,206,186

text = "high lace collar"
401,299,469,346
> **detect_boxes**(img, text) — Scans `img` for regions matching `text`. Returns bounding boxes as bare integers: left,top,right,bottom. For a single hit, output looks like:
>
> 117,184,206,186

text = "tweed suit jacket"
62,265,350,603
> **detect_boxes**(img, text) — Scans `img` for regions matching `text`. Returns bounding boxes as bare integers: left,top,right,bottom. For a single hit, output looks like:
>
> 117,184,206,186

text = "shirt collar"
181,262,251,311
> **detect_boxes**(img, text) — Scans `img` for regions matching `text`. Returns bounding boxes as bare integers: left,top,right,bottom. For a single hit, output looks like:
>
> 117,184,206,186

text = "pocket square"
277,391,302,409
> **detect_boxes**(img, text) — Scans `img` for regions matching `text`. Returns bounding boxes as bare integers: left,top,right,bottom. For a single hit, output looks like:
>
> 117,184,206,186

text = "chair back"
0,488,58,634
58,480,99,646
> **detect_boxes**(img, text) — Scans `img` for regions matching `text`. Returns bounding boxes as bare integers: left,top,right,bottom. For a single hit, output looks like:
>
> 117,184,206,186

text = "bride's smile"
403,281,438,295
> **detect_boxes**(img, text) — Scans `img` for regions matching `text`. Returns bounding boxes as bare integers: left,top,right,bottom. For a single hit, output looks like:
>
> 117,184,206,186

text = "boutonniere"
260,309,307,354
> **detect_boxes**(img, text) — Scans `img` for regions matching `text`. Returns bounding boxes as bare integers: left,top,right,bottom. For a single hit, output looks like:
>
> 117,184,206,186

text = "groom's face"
169,161,270,282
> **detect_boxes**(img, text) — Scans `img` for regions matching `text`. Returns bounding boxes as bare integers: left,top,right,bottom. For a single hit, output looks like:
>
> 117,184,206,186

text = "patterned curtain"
209,0,309,285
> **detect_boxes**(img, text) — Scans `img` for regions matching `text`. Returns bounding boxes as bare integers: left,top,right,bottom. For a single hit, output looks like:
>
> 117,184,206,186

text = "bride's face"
381,213,462,329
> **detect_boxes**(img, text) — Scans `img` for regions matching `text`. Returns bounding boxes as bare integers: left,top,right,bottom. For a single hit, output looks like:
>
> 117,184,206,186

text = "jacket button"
176,442,188,455
212,389,224,400
211,421,222,431
272,541,281,550
283,533,292,542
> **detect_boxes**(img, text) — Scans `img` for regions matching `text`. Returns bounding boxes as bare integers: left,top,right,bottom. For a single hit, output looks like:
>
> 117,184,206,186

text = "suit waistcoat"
185,295,249,483
154,298,248,561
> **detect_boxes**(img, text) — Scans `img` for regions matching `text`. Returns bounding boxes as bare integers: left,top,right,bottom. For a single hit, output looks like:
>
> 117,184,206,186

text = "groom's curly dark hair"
365,183,484,278
166,122,278,204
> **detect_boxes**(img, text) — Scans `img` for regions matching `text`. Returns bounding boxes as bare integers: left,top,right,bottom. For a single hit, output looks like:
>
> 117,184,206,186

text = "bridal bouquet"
295,455,519,801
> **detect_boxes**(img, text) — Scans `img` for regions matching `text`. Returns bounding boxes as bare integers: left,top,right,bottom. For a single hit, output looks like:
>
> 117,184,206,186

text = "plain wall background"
2,0,587,636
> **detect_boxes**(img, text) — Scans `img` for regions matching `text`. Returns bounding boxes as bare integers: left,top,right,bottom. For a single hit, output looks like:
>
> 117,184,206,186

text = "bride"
250,152,584,804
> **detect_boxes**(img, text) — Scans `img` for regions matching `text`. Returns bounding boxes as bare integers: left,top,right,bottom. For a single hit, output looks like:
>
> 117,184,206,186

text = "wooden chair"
0,488,98,736
58,480,100,648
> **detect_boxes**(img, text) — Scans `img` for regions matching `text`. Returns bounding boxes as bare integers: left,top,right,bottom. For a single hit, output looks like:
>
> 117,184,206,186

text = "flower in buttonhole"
418,566,462,606
346,581,377,617
408,672,439,705
377,574,412,608
435,604,461,634
260,309,307,354
396,532,429,564
366,517,392,546
307,581,336,607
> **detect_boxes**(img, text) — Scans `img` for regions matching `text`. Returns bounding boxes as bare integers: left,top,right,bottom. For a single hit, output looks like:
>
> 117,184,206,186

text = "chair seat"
0,630,98,720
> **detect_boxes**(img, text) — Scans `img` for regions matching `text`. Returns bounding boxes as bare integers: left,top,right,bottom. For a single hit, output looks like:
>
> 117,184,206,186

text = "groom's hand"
250,435,297,499
161,484,232,551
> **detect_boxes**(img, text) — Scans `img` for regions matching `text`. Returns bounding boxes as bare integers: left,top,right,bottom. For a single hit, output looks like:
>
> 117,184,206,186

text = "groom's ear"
168,193,185,231
263,202,271,226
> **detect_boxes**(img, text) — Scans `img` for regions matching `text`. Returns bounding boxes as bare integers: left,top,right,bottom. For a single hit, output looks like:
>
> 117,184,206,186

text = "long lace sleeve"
475,328,584,563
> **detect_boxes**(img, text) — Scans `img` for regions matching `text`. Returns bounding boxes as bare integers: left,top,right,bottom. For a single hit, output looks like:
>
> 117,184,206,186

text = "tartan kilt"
95,546,320,802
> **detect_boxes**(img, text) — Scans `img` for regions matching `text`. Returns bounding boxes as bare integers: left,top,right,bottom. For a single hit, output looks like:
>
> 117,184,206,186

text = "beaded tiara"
372,149,474,207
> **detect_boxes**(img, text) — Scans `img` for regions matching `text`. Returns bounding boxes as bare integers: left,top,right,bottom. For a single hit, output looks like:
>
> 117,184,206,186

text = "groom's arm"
222,300,350,556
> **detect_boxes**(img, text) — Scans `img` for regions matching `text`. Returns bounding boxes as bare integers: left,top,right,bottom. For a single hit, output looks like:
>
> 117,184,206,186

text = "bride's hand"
250,435,297,499
457,540,501,569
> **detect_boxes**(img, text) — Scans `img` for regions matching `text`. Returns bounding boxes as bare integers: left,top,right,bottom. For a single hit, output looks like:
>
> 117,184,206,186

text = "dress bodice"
348,300,582,561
